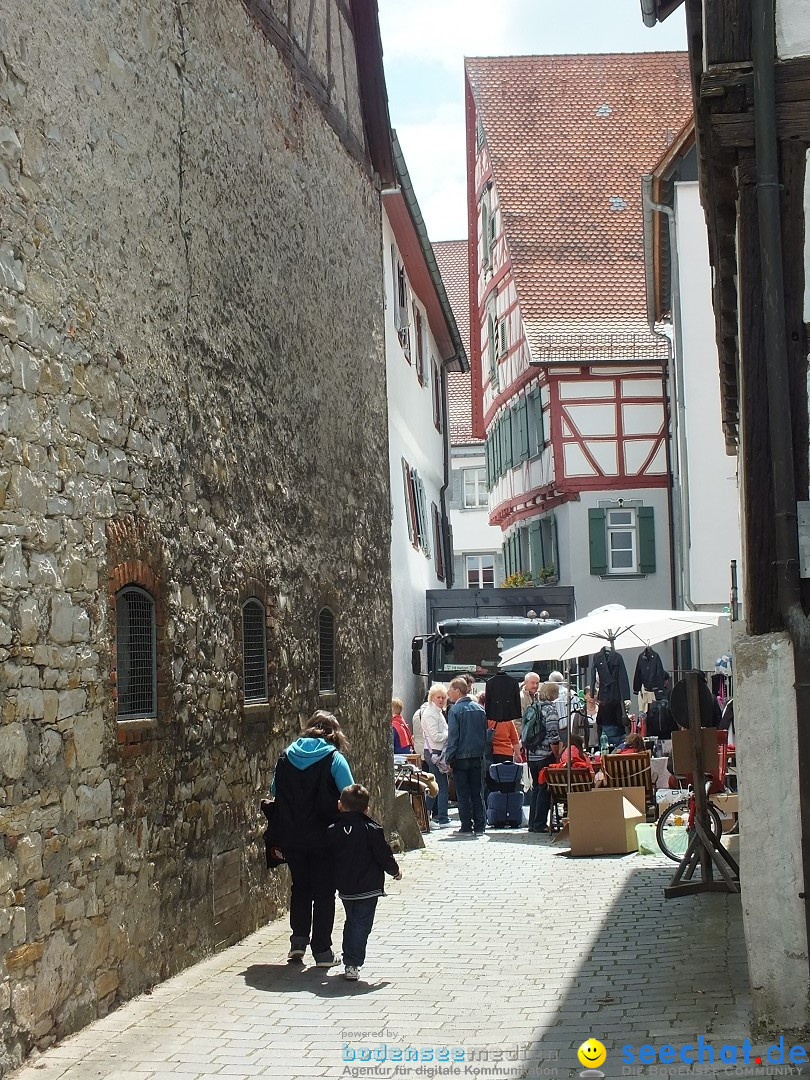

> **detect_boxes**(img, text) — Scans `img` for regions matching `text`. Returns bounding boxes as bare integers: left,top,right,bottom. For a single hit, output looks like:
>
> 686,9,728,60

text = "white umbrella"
500,604,725,799
499,603,724,666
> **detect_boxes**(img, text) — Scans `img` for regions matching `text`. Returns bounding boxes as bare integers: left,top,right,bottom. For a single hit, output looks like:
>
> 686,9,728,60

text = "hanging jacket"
632,648,669,693
590,648,631,703
484,671,522,721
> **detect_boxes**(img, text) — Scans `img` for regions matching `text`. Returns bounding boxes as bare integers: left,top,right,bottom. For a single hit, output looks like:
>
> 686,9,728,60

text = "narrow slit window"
116,586,157,719
319,607,336,693
242,599,268,703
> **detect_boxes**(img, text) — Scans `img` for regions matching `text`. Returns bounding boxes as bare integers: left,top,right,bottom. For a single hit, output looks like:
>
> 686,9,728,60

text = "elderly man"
445,676,488,835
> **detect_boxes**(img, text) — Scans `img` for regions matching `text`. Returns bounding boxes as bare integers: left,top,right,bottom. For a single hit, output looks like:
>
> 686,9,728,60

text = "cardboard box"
710,792,739,833
567,787,645,856
671,728,719,775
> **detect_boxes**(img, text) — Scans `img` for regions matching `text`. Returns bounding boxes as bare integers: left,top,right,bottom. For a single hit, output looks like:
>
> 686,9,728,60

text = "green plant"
538,564,556,583
500,571,533,588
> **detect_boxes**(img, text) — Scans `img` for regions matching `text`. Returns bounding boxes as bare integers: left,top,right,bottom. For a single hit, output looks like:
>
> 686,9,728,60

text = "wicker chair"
545,766,594,831
601,750,655,813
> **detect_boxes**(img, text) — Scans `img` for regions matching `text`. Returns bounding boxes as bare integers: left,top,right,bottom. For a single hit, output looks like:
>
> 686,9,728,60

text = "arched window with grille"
318,607,336,693
242,598,269,703
115,586,157,719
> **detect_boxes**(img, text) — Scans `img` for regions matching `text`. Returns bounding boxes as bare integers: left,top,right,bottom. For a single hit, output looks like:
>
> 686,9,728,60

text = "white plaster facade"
383,211,448,719
448,444,504,588
777,0,810,59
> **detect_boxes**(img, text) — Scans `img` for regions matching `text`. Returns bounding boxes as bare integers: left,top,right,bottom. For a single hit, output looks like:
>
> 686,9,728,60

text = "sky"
377,0,687,243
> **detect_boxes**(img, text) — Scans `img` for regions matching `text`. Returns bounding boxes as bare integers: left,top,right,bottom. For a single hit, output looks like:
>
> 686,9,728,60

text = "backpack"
521,701,547,753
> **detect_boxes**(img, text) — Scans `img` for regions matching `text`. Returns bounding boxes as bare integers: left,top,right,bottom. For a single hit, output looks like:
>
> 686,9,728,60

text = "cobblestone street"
7,822,766,1080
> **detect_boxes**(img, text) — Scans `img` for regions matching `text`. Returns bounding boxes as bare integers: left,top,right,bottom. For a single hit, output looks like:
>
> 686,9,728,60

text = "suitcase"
485,761,522,793
486,790,524,827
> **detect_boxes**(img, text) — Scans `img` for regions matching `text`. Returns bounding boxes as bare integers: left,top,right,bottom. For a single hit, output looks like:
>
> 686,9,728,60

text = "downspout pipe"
751,0,810,949
643,176,691,670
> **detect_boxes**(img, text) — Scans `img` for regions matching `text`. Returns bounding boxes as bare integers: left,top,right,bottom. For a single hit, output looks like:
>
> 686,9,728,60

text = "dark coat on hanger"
632,647,669,693
590,647,631,703
484,671,522,721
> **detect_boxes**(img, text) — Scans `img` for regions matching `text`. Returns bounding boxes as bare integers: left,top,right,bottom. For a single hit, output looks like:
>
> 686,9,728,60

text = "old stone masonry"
0,0,395,1073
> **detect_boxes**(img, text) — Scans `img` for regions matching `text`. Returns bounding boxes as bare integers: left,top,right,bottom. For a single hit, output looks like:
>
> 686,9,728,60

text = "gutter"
751,0,810,953
642,175,693,667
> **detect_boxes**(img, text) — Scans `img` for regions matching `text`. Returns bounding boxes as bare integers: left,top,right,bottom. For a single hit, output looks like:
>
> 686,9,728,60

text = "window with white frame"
242,598,268,703
481,188,496,269
466,553,496,589
463,467,488,509
486,294,498,390
607,507,637,573
115,586,157,719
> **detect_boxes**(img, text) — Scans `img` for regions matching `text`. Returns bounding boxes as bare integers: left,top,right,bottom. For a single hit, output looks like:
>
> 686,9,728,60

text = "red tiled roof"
465,52,693,358
434,239,479,445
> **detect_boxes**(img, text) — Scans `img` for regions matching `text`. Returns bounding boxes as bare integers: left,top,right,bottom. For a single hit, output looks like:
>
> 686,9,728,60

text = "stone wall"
0,0,393,1071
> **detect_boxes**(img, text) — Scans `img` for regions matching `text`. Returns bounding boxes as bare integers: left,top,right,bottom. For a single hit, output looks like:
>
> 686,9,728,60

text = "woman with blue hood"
272,710,353,966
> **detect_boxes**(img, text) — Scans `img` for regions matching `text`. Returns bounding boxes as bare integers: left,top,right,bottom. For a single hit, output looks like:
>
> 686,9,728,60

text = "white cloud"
379,0,528,70
396,103,468,242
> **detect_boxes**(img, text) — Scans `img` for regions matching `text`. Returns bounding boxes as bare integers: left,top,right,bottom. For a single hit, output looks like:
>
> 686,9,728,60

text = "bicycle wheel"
656,799,723,862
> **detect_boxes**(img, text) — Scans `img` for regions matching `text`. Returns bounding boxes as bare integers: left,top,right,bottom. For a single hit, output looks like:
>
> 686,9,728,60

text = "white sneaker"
287,946,306,962
343,965,360,981
314,951,340,968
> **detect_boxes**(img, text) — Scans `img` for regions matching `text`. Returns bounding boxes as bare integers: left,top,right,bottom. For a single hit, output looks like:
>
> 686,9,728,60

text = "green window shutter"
528,389,543,456
488,312,498,388
485,434,493,489
503,539,511,578
529,519,542,576
516,399,529,462
493,419,501,479
503,409,513,470
638,506,656,574
588,508,608,576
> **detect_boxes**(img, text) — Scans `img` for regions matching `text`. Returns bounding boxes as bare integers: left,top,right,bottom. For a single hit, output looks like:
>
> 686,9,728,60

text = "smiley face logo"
577,1038,607,1070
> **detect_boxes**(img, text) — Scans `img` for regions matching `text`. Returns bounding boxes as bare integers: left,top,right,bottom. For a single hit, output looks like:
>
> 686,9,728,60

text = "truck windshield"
434,634,556,684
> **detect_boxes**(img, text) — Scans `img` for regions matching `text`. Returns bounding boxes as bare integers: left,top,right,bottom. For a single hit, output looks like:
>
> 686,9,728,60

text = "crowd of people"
388,672,656,835
263,678,653,982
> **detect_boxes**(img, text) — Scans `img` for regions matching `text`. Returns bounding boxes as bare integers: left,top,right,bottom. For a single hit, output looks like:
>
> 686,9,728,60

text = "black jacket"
273,752,339,851
633,648,669,693
590,648,631,703
485,671,522,721
327,811,400,899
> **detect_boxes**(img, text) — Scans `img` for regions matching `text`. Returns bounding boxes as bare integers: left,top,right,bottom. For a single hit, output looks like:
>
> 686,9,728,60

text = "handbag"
429,749,451,775
260,799,286,869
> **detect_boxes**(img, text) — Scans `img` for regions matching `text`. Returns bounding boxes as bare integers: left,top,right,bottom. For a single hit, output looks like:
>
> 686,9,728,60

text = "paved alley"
9,827,759,1080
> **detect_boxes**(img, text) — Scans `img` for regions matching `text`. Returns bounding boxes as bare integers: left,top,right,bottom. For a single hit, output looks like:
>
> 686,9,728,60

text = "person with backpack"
270,711,353,966
522,681,561,833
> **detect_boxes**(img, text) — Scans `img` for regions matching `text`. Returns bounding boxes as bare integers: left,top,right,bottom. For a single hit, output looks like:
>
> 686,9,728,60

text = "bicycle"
656,781,723,862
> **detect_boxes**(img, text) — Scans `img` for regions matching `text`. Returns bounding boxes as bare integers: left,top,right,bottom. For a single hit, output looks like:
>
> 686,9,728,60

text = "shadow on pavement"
241,963,389,997
516,861,752,1078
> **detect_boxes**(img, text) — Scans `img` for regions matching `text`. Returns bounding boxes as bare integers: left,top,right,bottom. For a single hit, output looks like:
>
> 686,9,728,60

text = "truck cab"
412,615,564,696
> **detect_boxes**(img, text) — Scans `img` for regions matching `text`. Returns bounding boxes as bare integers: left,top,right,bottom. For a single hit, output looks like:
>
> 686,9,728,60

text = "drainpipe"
643,176,693,669
439,355,460,588
751,0,810,953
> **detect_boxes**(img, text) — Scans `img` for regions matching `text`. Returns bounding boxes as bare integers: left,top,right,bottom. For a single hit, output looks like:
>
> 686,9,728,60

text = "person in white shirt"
549,670,570,728
413,684,451,826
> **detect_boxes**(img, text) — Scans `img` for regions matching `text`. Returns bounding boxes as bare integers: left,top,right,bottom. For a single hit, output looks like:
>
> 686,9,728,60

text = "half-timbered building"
465,53,692,625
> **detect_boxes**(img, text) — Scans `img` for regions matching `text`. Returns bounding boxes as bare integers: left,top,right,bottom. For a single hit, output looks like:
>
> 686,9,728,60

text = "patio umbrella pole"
565,658,572,794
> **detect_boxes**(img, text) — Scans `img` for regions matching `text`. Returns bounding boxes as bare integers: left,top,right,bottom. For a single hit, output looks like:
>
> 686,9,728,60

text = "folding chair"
545,766,594,832
601,751,655,816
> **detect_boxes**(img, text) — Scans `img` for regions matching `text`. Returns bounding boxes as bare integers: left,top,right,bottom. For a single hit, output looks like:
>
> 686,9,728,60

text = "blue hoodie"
272,737,353,793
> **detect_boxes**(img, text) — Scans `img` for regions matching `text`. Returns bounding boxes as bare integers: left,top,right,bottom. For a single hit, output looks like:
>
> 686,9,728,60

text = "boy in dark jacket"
327,784,401,981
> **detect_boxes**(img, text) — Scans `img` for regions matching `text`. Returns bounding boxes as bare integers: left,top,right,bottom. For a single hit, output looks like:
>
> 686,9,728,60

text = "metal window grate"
242,600,268,702
319,608,335,693
116,586,156,719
